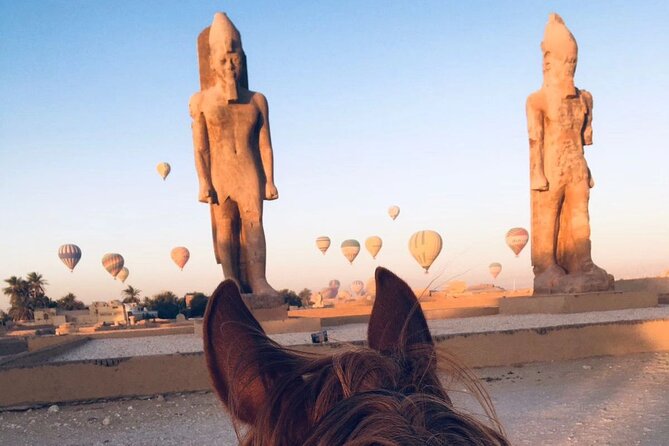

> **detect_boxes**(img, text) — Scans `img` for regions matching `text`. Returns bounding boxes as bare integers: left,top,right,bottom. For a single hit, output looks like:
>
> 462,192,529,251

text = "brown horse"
204,267,510,445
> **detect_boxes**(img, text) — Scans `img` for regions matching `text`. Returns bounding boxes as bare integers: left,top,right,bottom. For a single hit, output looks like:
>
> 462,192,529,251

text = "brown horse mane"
204,267,510,445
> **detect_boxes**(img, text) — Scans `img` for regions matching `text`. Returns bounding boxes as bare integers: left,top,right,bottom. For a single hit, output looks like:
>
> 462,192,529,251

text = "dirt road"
1,352,667,445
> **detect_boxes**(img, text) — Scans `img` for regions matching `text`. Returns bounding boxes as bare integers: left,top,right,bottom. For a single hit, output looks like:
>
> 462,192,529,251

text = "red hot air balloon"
102,253,124,279
505,228,529,257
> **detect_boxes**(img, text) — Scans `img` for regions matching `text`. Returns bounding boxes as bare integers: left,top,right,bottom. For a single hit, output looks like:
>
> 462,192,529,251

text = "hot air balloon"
365,236,383,259
171,247,190,270
316,236,331,255
157,162,171,180
117,267,129,283
388,205,400,221
505,227,529,257
340,239,360,265
58,244,81,272
351,280,365,296
409,230,443,273
489,262,502,279
102,253,124,279
323,279,340,299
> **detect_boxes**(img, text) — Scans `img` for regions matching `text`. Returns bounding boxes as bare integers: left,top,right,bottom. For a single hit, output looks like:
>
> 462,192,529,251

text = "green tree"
56,293,86,311
278,289,302,307
0,309,10,326
298,288,312,307
121,285,142,304
189,293,209,317
3,276,32,320
150,291,180,319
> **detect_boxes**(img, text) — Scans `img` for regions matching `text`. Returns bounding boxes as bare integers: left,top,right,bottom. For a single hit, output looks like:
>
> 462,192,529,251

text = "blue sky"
1,1,668,307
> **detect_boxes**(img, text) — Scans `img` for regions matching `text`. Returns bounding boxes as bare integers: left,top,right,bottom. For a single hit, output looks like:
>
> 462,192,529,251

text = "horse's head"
204,267,509,445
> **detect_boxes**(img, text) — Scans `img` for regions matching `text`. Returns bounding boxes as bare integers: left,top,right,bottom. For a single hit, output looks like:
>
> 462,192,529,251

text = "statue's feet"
533,264,566,295
249,278,279,297
534,262,614,295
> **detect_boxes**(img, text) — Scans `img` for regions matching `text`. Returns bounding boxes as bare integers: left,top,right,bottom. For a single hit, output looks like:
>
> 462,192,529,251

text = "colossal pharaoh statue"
190,13,278,296
527,14,613,294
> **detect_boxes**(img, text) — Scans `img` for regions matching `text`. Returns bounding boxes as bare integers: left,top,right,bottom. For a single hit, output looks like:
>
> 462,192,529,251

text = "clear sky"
1,1,668,308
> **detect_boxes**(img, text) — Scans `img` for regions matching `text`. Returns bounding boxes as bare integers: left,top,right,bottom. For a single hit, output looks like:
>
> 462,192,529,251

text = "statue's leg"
558,180,592,273
211,199,243,288
238,198,277,296
532,186,567,293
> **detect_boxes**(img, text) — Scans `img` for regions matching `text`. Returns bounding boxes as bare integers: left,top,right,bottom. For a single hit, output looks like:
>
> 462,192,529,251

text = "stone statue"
190,13,278,296
527,13,613,294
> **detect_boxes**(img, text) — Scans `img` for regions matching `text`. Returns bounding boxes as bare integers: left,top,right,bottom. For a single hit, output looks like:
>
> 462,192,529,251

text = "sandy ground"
1,351,667,445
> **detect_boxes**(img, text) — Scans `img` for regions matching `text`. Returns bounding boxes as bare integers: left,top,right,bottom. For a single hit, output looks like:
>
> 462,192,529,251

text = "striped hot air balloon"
58,244,82,272
350,280,365,296
340,239,360,265
102,253,124,279
409,230,443,273
316,236,331,255
171,247,190,270
157,162,171,180
505,227,529,257
365,236,383,259
489,262,502,279
388,205,400,221
117,267,130,283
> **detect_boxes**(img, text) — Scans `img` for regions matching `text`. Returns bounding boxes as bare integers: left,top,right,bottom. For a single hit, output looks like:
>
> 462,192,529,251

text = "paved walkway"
2,352,668,445
47,306,669,362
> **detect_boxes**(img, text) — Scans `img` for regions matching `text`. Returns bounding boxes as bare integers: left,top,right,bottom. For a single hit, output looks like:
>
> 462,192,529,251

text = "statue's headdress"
541,13,578,60
209,12,243,54
197,12,249,90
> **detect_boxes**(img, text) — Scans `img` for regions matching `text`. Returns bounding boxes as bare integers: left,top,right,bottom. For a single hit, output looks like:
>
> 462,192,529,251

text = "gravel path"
2,352,668,445
47,306,669,363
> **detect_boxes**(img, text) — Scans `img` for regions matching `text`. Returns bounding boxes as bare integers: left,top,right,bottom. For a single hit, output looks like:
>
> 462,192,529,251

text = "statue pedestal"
241,293,287,321
499,291,657,315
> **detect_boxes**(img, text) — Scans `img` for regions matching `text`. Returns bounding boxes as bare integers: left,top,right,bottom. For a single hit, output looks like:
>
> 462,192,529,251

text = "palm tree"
57,293,86,311
26,272,50,308
122,285,142,304
3,276,32,320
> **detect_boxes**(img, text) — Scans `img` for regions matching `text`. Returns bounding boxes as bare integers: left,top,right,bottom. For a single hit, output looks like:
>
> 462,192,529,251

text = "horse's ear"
368,267,433,354
204,280,296,424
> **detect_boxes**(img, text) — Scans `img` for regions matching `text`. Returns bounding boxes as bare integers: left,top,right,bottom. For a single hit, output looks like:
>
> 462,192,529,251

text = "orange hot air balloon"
157,162,171,180
388,205,400,221
505,227,529,257
365,236,383,259
409,230,443,273
171,247,190,270
489,262,502,279
102,253,124,279
340,239,360,264
316,236,331,255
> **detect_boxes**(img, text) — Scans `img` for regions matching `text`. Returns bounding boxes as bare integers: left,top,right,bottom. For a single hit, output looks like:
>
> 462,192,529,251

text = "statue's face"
543,52,577,85
211,50,243,83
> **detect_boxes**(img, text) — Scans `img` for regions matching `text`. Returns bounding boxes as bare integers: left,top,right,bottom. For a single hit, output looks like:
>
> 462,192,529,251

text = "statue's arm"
527,93,548,191
255,93,278,200
581,90,593,146
190,93,216,204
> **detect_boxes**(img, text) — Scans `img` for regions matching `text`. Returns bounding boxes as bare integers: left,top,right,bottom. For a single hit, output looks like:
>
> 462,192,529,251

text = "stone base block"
241,293,288,321
193,316,320,337
499,291,657,315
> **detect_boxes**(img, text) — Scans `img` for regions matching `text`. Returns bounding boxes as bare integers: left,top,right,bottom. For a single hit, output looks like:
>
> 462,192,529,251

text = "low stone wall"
3,318,669,408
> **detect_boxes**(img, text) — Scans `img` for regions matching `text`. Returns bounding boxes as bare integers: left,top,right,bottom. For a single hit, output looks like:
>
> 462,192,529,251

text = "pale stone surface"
190,13,279,296
527,13,613,294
